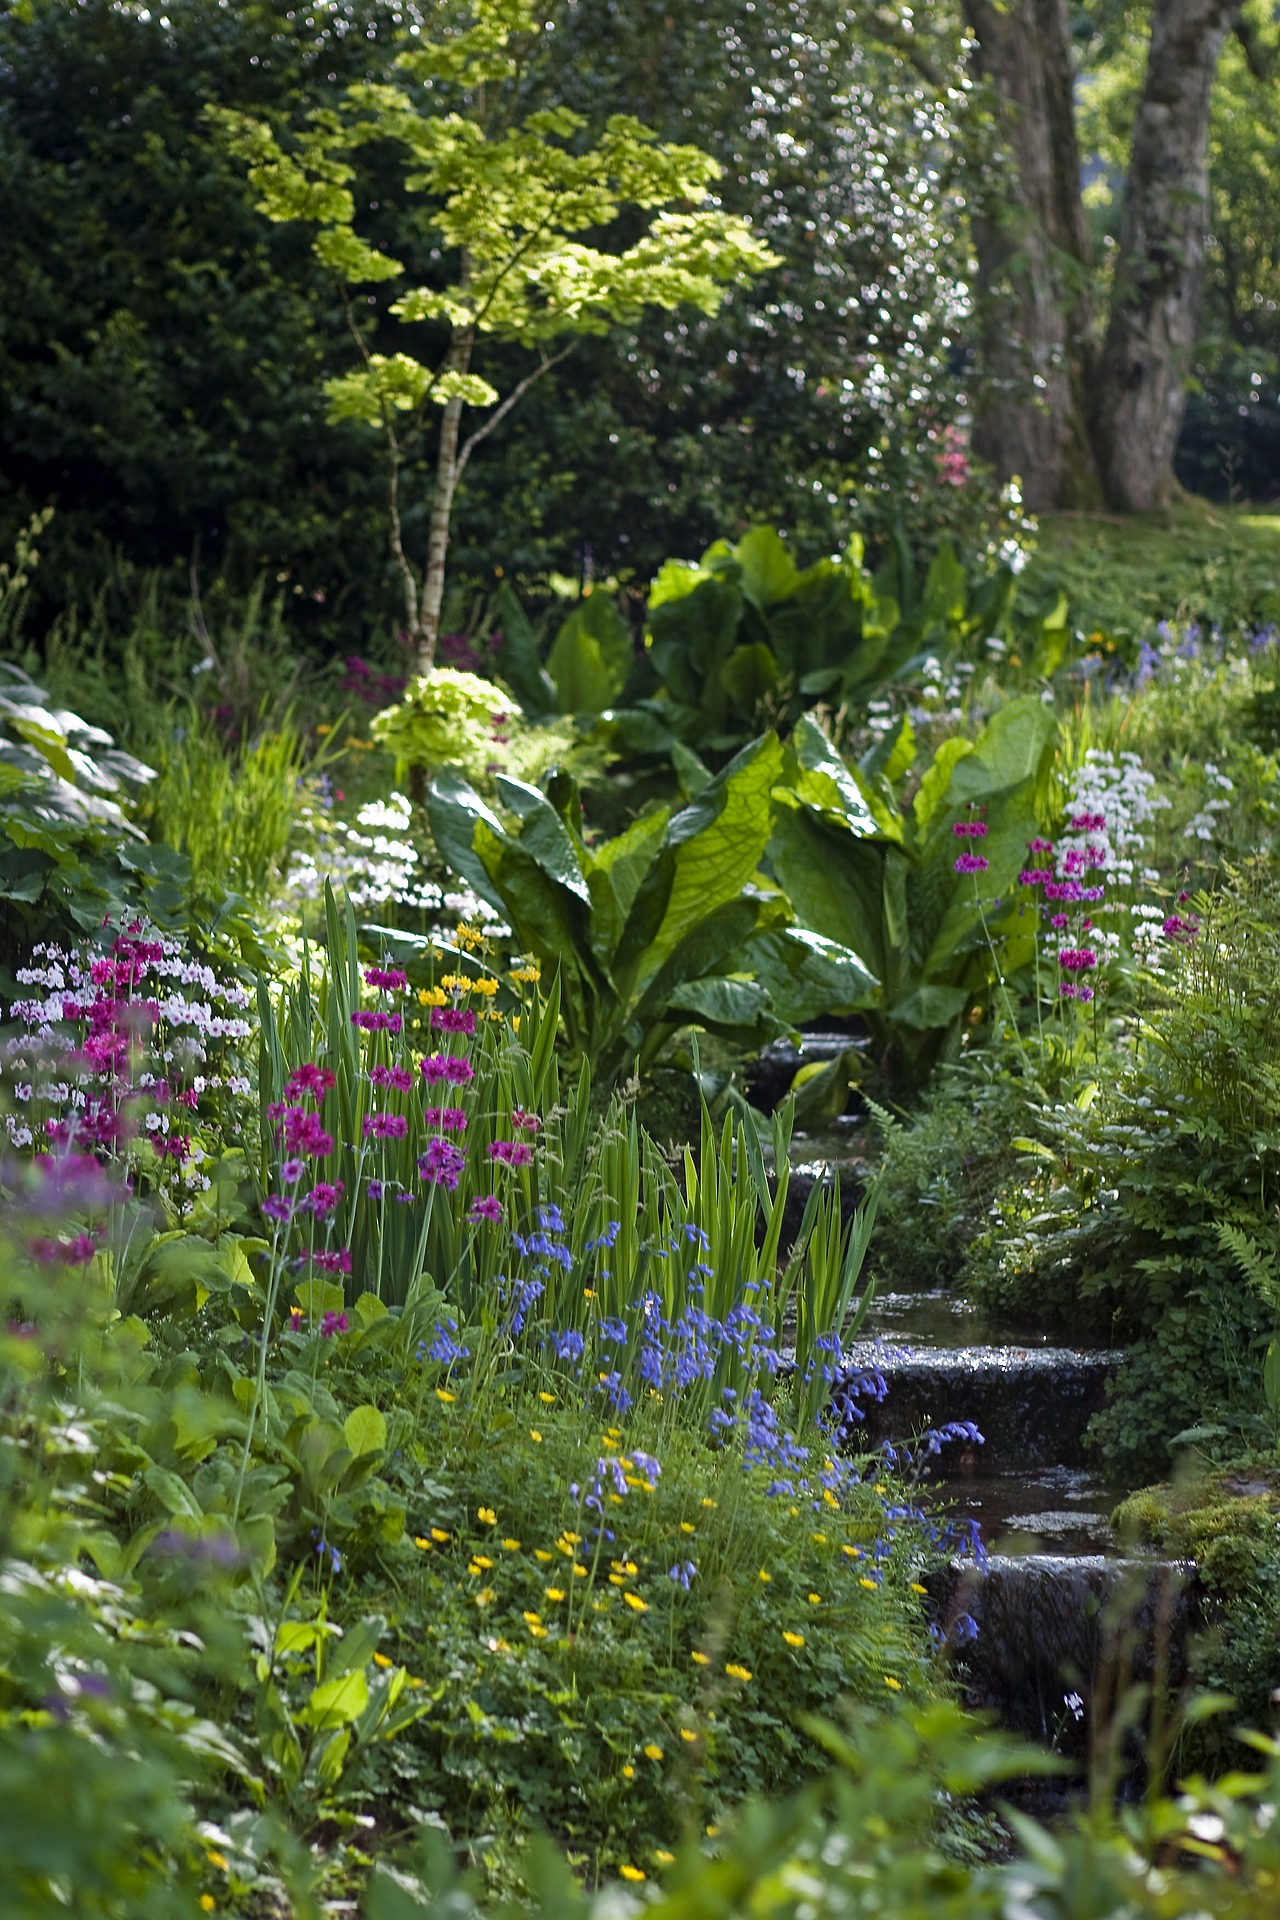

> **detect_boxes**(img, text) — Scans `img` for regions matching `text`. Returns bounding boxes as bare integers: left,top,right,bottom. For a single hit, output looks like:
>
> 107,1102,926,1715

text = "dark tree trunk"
963,0,1099,510
1096,0,1241,510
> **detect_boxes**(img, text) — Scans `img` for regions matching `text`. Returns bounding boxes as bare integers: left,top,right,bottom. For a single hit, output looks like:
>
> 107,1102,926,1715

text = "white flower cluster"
285,790,503,927
1060,750,1167,893
1185,761,1234,844
3,928,253,1168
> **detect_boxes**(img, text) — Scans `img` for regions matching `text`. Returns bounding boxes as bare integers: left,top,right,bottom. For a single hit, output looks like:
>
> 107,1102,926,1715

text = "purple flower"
305,1181,344,1217
351,1009,403,1033
467,1195,503,1224
263,1195,294,1223
280,1157,306,1184
953,853,989,875
431,1006,476,1035
1058,947,1098,973
419,1139,466,1190
422,1106,467,1132
320,1311,349,1338
364,965,408,991
313,1248,353,1276
668,1560,697,1589
952,820,988,838
363,1111,409,1140
285,1063,335,1101
421,1052,474,1086
488,1140,533,1167
370,1064,415,1091
367,1179,385,1202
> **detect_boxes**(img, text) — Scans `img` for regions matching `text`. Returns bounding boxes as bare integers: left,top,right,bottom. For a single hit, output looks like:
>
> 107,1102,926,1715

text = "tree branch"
453,341,577,486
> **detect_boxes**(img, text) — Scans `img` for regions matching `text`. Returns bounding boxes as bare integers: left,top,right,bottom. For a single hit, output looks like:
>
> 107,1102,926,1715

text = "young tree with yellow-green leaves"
213,1,775,672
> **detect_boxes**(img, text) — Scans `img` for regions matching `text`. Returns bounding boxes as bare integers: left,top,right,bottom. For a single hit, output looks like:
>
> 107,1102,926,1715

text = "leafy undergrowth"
1030,502,1280,642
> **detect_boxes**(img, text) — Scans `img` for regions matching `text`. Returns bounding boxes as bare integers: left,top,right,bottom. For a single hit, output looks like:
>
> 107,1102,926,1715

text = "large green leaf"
493,583,557,715
768,807,888,983
731,525,800,608
640,732,784,991
425,773,508,910
583,807,669,965
494,777,590,902
740,926,879,1024
546,596,632,711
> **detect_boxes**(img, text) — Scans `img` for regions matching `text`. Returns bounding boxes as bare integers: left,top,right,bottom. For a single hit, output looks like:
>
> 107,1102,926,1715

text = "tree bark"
1096,0,1241,511
962,0,1099,510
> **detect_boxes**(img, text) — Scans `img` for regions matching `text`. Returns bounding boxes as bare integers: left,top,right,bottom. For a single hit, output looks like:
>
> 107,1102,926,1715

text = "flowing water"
773,1095,1191,1759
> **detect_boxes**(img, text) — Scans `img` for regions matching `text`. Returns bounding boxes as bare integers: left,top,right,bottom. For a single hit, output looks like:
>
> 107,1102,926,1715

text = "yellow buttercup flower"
757,1568,771,1583
502,1538,521,1551
655,1849,675,1865
471,1555,494,1570
205,1851,228,1872
619,1866,646,1883
783,1630,805,1648
859,1577,878,1592
725,1662,752,1682
523,1612,542,1627
622,1764,635,1779
545,1587,566,1602
430,1528,450,1543
623,1592,648,1612
691,1650,710,1666
700,1497,717,1509
884,1675,902,1690
538,1391,556,1405
811,1532,828,1544
910,1581,928,1595
643,1743,663,1761
807,1592,822,1605
436,1387,456,1403
199,1900,216,1915
841,1544,861,1559
372,1652,393,1669
680,1521,696,1534
679,1727,697,1742
530,1429,543,1443
478,1506,497,1525
534,1548,553,1563
413,1536,432,1550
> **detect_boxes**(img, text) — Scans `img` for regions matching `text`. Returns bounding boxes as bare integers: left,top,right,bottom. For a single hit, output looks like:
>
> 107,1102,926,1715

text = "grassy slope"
1027,498,1280,637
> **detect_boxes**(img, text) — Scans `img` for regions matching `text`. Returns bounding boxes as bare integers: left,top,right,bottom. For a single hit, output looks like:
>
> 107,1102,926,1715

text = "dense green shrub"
975,870,1280,1479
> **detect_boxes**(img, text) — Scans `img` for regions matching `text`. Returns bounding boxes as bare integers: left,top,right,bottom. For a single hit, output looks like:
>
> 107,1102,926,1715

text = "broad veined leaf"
298,1669,370,1731
343,1405,388,1458
740,926,879,1024
640,732,784,990
546,596,631,711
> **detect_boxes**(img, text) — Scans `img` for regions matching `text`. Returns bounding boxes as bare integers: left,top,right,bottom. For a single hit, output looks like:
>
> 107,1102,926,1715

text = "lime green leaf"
343,1404,388,1458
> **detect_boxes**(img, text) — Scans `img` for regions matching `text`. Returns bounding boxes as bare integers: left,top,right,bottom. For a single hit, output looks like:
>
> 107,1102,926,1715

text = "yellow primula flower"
418,987,447,1007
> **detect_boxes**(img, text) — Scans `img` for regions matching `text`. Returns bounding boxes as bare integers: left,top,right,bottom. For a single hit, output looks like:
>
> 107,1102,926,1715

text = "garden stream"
756,1038,1192,1775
